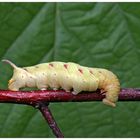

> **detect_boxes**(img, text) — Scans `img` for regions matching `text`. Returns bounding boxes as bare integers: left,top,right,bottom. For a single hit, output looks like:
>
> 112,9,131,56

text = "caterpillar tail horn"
2,59,18,69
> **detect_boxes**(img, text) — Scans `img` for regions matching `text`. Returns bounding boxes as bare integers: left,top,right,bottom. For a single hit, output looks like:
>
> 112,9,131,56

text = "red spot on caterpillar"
99,71,102,73
64,64,68,69
49,63,53,67
78,69,83,74
23,68,28,71
89,70,93,74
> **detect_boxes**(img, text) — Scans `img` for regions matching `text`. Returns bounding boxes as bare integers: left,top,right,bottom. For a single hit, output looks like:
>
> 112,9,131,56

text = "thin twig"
37,102,64,138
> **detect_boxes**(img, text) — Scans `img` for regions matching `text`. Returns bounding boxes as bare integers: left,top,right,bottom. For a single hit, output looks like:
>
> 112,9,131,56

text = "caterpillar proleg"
2,59,120,107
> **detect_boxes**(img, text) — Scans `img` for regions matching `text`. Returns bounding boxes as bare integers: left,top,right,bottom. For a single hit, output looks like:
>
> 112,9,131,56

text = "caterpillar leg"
53,87,58,91
64,89,71,93
8,79,21,91
102,98,116,107
63,86,72,93
72,89,81,95
38,85,48,90
100,88,106,95
72,91,78,95
41,88,47,90
9,88,19,91
36,79,48,90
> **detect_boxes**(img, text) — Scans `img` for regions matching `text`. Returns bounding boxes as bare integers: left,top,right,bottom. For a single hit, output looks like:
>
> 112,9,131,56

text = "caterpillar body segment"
92,68,120,107
2,59,120,107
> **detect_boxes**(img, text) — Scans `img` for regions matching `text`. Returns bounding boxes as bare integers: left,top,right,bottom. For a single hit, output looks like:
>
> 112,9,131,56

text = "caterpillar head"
2,59,36,91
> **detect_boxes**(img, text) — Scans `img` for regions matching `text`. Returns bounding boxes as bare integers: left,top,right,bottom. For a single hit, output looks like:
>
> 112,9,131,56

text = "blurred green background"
0,2,139,137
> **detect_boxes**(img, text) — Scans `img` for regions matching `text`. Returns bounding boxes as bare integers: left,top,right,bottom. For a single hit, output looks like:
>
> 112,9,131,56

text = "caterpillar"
2,59,120,107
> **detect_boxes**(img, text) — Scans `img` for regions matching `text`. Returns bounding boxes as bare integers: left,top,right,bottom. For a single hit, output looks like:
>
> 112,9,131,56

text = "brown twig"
37,102,64,138
0,88,139,137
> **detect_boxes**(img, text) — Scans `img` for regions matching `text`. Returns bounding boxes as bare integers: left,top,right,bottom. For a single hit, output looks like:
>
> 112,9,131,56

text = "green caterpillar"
3,59,120,107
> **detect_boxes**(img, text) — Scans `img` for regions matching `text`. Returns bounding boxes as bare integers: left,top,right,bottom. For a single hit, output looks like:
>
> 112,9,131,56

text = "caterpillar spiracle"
2,59,120,107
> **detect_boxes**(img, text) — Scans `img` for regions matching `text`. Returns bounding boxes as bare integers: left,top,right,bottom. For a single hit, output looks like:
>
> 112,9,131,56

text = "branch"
0,88,139,137
0,88,139,104
37,102,64,138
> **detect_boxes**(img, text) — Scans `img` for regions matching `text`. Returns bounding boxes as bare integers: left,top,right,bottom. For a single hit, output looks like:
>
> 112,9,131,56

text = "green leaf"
0,2,139,137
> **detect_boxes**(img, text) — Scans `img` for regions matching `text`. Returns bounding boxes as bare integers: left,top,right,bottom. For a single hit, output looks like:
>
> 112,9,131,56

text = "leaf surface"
0,3,139,137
